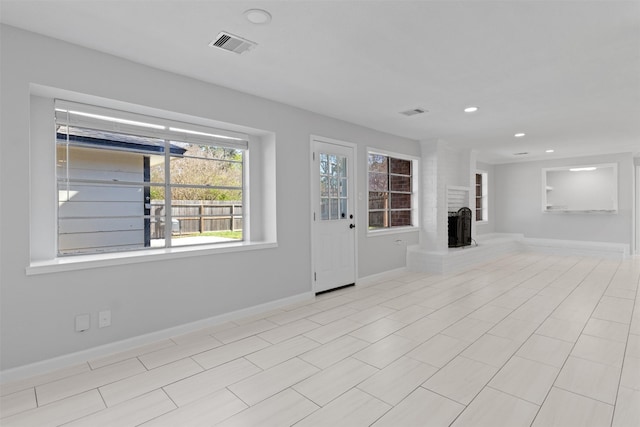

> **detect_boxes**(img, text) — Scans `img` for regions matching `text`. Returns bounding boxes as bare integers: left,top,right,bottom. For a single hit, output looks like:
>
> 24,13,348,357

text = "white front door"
311,137,356,293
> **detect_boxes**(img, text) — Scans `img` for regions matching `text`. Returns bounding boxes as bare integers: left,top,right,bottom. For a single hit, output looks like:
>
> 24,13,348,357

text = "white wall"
0,25,419,371
494,153,634,245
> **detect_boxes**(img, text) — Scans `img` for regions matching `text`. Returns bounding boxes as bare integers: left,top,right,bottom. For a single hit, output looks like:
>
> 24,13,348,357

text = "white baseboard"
357,267,408,287
522,238,630,259
0,291,314,384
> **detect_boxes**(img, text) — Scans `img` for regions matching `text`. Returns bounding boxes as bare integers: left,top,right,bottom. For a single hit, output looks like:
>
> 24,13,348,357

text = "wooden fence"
150,200,242,238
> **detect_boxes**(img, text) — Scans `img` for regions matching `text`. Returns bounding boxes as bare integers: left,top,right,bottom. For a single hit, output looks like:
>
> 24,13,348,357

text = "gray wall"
494,153,634,245
0,25,419,370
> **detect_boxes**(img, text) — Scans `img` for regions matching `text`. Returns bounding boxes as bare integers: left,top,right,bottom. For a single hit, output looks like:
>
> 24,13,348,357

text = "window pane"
329,155,338,176
329,177,338,197
320,176,329,197
390,157,411,175
57,182,158,255
340,198,348,219
369,172,388,191
390,175,411,192
368,153,415,230
321,198,330,220
369,211,388,229
390,193,411,209
390,210,412,227
340,178,348,197
57,144,164,185
369,192,388,210
55,104,248,256
320,153,329,175
330,198,339,220
337,156,347,177
368,153,388,173
169,143,243,190
168,188,243,246
57,126,166,154
319,152,348,221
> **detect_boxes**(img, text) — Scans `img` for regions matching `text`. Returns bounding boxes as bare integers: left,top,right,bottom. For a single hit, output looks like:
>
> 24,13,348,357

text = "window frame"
367,148,419,235
27,92,277,275
54,100,248,256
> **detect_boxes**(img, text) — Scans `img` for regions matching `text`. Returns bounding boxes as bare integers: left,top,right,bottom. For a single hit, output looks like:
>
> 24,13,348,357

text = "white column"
418,138,448,252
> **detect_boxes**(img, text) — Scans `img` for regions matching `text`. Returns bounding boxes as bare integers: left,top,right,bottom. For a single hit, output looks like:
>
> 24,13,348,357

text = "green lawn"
175,230,242,239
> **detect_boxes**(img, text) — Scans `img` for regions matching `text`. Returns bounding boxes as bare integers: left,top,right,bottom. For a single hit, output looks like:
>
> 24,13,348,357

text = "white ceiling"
1,0,639,163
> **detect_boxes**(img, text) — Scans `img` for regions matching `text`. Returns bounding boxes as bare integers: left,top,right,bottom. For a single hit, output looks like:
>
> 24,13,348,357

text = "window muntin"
368,152,415,229
55,101,247,256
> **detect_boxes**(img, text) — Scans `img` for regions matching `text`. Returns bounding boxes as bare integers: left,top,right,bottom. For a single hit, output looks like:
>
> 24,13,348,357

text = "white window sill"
367,226,420,237
26,241,278,276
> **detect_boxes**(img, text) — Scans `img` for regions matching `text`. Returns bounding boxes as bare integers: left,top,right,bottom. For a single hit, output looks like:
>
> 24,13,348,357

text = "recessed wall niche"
542,163,618,213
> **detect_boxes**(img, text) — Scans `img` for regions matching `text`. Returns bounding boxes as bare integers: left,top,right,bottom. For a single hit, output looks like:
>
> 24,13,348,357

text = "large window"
368,151,417,230
55,100,247,256
475,171,488,222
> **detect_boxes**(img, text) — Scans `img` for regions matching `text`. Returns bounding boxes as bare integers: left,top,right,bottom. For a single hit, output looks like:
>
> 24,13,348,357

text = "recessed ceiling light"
570,167,597,172
244,9,272,24
464,106,479,113
514,133,526,138
546,149,554,153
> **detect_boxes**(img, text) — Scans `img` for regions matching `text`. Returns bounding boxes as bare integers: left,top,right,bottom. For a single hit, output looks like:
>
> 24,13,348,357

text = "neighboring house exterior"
56,128,186,254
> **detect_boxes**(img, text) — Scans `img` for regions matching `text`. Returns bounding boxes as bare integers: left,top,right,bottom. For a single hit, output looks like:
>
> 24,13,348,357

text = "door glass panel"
330,198,338,219
340,178,348,197
320,176,329,197
319,152,348,220
321,198,330,220
329,177,338,197
340,199,348,218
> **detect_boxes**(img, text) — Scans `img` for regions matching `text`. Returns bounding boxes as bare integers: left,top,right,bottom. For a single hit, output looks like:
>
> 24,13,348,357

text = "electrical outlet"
98,310,111,328
75,314,90,332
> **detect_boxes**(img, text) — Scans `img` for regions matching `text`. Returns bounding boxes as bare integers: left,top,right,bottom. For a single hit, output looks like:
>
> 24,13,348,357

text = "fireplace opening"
448,207,472,248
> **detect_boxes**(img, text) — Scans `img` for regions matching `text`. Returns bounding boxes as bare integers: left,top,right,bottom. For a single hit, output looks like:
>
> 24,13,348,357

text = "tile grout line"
528,257,622,427
608,263,640,427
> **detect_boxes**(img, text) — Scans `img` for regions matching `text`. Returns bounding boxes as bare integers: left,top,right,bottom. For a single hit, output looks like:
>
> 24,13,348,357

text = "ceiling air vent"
513,152,529,156
209,32,257,54
400,108,426,117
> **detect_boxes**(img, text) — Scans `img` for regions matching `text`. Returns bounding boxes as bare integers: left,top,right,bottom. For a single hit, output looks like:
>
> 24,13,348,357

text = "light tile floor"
1,253,639,426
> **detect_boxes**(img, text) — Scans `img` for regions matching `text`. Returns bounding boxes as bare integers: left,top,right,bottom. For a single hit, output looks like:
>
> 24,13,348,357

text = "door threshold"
315,283,355,296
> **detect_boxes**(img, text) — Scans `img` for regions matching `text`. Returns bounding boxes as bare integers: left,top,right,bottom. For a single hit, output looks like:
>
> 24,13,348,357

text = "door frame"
309,135,358,293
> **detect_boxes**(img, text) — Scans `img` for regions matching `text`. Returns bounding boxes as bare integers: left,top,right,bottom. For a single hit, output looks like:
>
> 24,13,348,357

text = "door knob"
349,224,356,229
